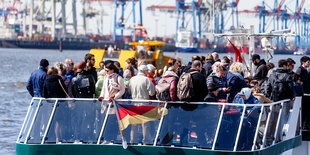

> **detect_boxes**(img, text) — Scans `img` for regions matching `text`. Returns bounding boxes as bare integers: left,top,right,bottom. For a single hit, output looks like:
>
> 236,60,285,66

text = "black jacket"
86,66,98,82
72,71,96,98
253,59,268,81
43,75,67,98
186,69,208,102
262,68,295,101
204,93,218,102
203,59,215,77
296,66,310,93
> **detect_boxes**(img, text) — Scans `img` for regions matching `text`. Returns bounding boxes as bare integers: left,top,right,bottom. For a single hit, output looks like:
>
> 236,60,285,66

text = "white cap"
138,65,148,72
123,69,132,78
239,87,252,100
147,64,156,72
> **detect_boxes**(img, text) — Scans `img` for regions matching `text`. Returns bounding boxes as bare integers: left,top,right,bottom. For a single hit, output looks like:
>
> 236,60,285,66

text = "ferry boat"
16,97,306,154
90,26,176,69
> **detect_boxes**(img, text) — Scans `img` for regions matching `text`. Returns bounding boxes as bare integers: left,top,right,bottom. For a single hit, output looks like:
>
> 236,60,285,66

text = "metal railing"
17,97,301,151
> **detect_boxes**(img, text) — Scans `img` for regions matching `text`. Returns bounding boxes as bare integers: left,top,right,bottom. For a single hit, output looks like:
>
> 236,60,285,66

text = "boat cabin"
90,26,173,70
16,97,303,154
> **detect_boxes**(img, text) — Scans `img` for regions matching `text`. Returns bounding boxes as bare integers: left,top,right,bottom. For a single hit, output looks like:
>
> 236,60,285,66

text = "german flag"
115,102,168,131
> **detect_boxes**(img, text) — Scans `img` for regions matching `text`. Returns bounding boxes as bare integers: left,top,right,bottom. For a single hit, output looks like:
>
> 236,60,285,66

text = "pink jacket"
162,71,178,101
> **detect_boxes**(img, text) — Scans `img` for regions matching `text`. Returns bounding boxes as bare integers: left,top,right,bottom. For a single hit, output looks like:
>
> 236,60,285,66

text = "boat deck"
16,97,302,154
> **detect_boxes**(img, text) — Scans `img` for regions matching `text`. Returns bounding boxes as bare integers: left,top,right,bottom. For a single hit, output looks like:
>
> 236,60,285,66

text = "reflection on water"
0,48,305,154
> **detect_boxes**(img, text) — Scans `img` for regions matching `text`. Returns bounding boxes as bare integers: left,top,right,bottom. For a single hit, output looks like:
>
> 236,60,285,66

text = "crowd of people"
26,52,308,148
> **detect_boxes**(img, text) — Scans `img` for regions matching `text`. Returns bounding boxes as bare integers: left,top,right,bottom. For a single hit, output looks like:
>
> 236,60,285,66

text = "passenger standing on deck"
128,65,155,144
236,87,261,151
154,69,163,85
203,53,215,77
71,61,96,98
43,67,67,98
226,62,248,103
287,58,296,74
99,62,125,100
252,54,268,82
95,70,105,98
84,53,97,82
157,66,179,101
296,56,310,94
147,64,156,100
42,67,68,143
221,56,231,71
96,61,105,73
128,65,155,100
262,59,295,101
207,65,229,100
212,52,220,62
64,58,75,98
204,83,219,102
26,59,49,97
122,66,134,99
54,62,71,96
180,56,201,75
181,60,208,102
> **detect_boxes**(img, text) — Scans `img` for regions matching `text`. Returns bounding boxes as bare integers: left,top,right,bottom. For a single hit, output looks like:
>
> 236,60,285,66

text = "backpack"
74,73,95,98
177,71,199,101
271,73,289,101
156,77,174,101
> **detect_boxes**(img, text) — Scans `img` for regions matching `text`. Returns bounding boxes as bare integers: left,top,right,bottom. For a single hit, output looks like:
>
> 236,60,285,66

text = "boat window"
44,100,107,144
103,50,120,59
26,100,55,144
157,103,221,149
100,101,165,145
18,99,40,143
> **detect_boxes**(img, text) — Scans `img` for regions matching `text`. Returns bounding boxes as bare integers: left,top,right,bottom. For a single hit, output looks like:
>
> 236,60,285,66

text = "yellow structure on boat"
90,26,175,69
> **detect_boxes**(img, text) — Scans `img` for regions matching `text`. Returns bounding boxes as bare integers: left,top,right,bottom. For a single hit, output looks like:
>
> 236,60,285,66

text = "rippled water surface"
0,48,305,154
0,48,88,154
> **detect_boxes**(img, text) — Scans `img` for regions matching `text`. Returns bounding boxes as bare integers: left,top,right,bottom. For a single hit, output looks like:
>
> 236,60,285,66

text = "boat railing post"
41,99,59,144
233,105,247,151
251,105,264,151
153,102,167,146
211,104,225,150
261,104,274,149
24,99,43,144
17,97,34,143
272,102,284,145
97,102,111,144
299,104,302,135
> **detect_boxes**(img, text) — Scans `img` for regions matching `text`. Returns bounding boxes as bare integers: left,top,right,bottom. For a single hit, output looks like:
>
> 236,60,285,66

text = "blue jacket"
26,66,48,97
226,71,247,102
237,95,261,112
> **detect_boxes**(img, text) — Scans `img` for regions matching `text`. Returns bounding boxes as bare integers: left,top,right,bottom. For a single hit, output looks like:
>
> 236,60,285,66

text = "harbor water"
0,48,306,154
